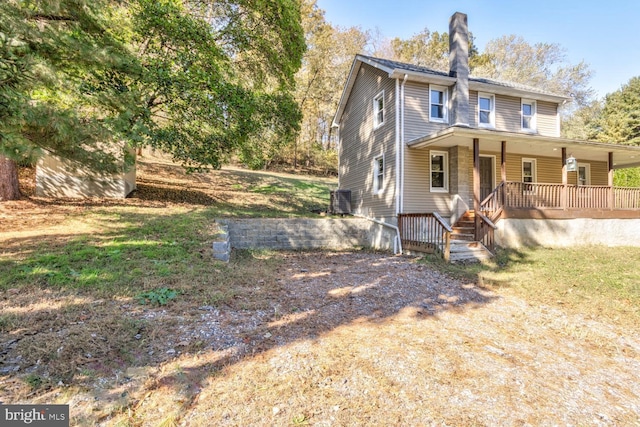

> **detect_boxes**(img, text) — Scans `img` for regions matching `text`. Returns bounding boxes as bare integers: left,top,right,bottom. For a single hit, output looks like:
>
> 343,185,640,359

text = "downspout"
354,214,403,255
400,74,408,213
395,78,401,216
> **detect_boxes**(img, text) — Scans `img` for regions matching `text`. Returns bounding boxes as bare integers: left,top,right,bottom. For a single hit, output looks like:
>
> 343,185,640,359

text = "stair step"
452,226,473,233
450,251,493,262
455,221,474,228
448,239,493,263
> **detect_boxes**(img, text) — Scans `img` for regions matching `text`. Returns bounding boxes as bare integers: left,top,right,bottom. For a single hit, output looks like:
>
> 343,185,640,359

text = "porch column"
609,152,614,209
501,140,507,209
561,147,567,210
500,141,507,183
473,138,480,240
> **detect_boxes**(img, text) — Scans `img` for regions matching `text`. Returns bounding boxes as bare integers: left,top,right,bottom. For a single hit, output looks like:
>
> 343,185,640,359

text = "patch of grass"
421,246,640,327
25,374,44,390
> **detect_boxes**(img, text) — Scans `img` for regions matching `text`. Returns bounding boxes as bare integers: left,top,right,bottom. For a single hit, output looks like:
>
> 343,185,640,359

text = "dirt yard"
1,158,639,425
1,250,638,425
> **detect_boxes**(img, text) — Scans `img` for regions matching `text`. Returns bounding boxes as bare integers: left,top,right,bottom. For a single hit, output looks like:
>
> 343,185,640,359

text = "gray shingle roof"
359,55,570,100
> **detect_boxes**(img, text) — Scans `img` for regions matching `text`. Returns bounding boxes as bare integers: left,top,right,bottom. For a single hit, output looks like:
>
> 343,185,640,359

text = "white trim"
429,84,448,123
521,157,537,190
373,90,385,129
478,93,495,128
373,154,385,195
577,163,591,186
429,150,449,193
521,99,537,132
400,74,408,213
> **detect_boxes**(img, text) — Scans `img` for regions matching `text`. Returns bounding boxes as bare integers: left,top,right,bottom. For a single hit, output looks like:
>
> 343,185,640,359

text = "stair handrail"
475,211,496,254
432,211,453,232
398,213,451,262
480,181,505,223
480,181,504,211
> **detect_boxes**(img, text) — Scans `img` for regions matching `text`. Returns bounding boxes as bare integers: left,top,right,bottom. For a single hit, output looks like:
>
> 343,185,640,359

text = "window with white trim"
478,93,495,128
522,158,537,192
373,91,385,128
373,155,384,194
430,151,449,192
522,99,537,131
578,163,591,186
429,85,448,123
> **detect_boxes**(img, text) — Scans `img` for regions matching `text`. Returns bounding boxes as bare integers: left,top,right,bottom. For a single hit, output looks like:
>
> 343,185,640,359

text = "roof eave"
389,69,456,85
407,127,640,169
469,80,571,104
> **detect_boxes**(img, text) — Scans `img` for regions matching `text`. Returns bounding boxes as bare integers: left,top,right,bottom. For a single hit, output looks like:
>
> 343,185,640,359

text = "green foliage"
614,167,640,187
136,287,179,306
0,0,138,173
25,374,44,390
596,76,640,146
0,0,305,179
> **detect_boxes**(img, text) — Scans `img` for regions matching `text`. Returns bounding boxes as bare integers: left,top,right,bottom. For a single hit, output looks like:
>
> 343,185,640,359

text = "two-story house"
333,12,640,261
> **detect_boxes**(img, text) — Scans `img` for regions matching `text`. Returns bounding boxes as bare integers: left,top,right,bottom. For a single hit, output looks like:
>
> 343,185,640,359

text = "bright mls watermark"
1,405,69,426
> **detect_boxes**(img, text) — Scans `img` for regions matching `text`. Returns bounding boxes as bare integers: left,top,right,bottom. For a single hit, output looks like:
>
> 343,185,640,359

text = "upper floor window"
522,99,537,131
373,91,385,128
429,85,448,123
478,93,495,128
430,151,449,192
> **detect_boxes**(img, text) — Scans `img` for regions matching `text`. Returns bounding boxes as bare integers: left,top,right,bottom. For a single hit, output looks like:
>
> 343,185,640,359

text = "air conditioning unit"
330,190,351,215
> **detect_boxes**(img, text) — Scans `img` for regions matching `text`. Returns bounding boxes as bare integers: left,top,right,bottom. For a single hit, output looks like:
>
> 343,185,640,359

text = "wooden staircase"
449,210,493,263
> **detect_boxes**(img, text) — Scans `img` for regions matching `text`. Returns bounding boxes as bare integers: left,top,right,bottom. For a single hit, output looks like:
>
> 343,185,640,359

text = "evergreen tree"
0,0,140,200
0,0,305,200
597,76,640,146
595,76,640,187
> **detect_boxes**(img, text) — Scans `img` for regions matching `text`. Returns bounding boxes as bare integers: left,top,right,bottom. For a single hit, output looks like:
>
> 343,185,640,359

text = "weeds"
136,288,179,306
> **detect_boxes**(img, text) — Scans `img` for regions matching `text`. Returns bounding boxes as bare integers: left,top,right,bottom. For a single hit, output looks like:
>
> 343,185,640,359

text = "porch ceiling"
407,126,640,169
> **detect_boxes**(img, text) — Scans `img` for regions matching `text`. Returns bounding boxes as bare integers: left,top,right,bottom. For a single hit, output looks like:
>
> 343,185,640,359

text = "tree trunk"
0,155,21,201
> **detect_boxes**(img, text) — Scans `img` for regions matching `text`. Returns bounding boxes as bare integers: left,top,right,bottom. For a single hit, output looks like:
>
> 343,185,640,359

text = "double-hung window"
430,151,449,192
429,85,448,123
478,93,495,128
373,156,384,194
373,91,385,128
522,99,536,132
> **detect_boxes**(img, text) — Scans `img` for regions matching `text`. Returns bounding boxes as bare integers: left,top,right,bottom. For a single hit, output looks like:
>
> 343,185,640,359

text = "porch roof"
406,126,640,169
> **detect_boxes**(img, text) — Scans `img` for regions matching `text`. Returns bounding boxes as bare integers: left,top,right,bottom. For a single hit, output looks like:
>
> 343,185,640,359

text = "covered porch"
399,127,640,261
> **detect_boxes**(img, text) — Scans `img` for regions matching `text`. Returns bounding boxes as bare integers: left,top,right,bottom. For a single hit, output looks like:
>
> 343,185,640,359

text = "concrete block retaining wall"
217,218,397,252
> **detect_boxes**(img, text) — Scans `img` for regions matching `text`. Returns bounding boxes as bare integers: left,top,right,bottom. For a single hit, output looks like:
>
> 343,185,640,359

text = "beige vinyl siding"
465,152,610,186
567,161,608,186
338,63,397,221
404,82,450,141
537,101,559,136
495,95,521,132
403,146,453,217
469,91,478,128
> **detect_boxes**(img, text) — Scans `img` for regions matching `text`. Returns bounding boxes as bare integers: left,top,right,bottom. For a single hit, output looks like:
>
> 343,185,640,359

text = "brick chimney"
449,12,470,127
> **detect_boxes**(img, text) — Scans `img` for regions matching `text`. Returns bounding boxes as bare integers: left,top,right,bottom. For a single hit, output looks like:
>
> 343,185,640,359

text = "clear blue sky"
316,0,640,99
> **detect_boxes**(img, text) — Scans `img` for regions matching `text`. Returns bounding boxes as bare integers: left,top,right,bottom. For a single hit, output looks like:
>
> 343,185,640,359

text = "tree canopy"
0,0,305,199
596,76,640,146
